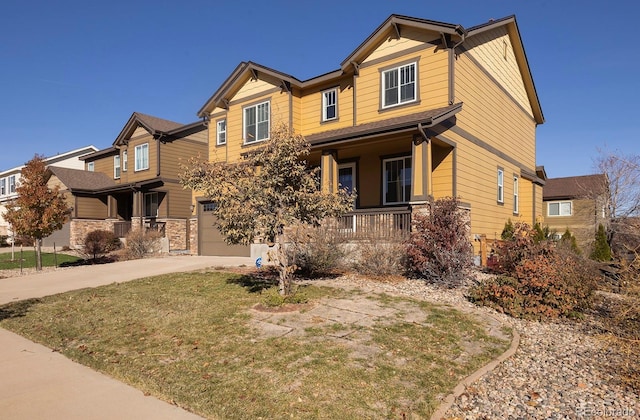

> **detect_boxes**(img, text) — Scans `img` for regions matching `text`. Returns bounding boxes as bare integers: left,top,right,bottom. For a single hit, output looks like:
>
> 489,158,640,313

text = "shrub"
83,229,121,261
351,234,406,277
559,228,581,255
405,197,472,287
122,229,163,260
286,224,347,277
469,223,598,319
501,219,515,240
590,223,612,261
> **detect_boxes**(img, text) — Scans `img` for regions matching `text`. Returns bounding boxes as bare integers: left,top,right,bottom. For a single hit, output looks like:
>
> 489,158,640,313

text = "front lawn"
0,271,509,419
0,250,82,270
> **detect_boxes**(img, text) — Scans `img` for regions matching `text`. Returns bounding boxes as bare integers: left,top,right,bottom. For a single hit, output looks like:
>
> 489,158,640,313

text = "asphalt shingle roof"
543,174,608,200
47,166,115,191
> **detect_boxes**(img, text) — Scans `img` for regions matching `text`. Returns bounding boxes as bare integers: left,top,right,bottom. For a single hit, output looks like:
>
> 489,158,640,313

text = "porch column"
107,195,117,219
411,137,432,202
321,150,338,193
131,191,143,231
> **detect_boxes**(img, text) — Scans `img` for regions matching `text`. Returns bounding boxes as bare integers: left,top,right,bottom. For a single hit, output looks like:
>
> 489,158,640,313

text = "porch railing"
334,207,411,240
113,221,132,238
145,221,166,237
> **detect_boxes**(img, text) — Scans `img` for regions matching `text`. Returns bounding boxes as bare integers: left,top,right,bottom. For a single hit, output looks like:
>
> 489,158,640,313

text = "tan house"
52,112,207,250
543,174,609,251
193,14,546,258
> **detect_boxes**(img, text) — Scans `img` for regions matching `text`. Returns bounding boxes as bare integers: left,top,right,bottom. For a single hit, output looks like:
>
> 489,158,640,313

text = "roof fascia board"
197,62,248,117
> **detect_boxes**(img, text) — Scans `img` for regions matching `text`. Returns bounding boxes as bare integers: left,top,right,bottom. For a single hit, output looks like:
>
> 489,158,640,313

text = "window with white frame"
383,156,412,205
0,178,5,195
8,175,15,194
144,192,159,218
123,150,128,172
382,62,416,108
547,201,572,217
513,175,519,214
87,162,94,172
216,119,226,145
114,155,121,179
497,168,504,203
135,143,149,171
322,88,337,121
243,101,270,143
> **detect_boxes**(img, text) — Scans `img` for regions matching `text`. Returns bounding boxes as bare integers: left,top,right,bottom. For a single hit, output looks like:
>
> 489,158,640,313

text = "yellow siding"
455,53,536,169
299,78,353,135
356,46,450,125
233,76,276,101
431,146,453,198
362,27,438,64
464,27,533,116
518,178,534,224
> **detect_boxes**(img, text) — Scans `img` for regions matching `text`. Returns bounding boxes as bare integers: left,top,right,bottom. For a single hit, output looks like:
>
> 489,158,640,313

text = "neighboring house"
55,112,207,251
543,174,609,251
0,145,98,244
193,14,546,257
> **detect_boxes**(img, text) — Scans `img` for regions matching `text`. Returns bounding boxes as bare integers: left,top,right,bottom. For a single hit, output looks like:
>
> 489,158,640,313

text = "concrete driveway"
0,255,253,420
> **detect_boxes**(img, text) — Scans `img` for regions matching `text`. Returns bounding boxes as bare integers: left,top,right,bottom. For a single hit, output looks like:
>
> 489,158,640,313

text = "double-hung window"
114,155,121,179
8,175,15,194
216,120,226,145
144,192,159,218
0,178,5,195
382,62,416,108
87,162,94,172
123,150,128,172
244,101,270,143
322,88,337,121
548,201,572,217
135,143,149,171
497,168,504,203
513,175,519,214
383,156,412,205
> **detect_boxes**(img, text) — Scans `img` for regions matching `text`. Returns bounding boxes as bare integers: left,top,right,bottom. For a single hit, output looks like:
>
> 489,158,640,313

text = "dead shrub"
286,224,348,277
122,229,163,260
83,229,121,262
351,234,406,277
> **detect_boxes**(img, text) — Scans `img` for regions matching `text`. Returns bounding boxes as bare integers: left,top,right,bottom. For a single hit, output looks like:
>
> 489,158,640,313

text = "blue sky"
1,0,638,178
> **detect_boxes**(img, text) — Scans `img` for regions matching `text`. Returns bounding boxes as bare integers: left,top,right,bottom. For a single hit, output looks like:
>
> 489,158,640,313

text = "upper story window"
382,62,416,108
243,101,270,144
123,150,128,172
87,162,94,172
114,155,121,179
0,178,5,195
8,175,16,194
217,119,226,145
548,201,572,217
497,168,504,203
383,156,412,205
513,175,519,214
322,88,337,121
135,143,149,172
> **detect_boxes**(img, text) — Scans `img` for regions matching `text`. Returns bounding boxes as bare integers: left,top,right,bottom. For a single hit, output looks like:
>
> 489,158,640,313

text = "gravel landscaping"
316,274,640,419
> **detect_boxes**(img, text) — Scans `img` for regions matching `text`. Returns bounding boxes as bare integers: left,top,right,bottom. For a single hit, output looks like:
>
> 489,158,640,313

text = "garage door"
198,202,250,256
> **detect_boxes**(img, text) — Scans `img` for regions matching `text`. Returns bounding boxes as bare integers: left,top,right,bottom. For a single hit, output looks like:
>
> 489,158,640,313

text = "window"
548,201,572,217
114,155,121,179
123,150,128,172
513,176,519,214
383,156,412,205
144,192,158,218
87,162,94,172
0,178,5,196
216,120,226,145
135,143,149,171
497,168,504,203
243,101,270,143
8,175,15,194
203,202,216,212
382,62,416,108
322,89,337,121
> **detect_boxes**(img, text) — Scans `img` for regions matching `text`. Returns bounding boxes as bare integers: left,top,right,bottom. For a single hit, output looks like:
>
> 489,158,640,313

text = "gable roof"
47,166,115,191
543,174,608,200
113,112,184,146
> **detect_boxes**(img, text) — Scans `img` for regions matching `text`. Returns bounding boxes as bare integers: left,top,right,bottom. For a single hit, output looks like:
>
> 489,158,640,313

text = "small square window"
87,162,94,172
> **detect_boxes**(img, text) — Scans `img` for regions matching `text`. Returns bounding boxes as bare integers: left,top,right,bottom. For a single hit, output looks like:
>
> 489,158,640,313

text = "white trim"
322,88,338,121
134,143,149,172
381,62,417,109
216,119,227,145
243,101,270,144
513,175,519,214
497,168,504,203
123,150,128,172
114,155,121,179
547,200,572,217
87,162,94,172
382,155,412,205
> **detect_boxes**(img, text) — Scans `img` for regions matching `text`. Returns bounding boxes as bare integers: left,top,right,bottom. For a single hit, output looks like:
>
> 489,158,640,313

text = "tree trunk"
276,232,293,296
35,238,43,271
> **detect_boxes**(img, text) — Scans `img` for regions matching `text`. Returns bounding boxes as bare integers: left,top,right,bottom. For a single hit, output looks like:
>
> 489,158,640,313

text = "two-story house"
192,14,545,257
543,174,609,251
49,112,207,251
0,145,98,245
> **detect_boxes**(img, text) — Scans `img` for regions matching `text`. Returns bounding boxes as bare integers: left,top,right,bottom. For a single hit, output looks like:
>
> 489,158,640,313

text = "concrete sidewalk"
0,255,254,419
